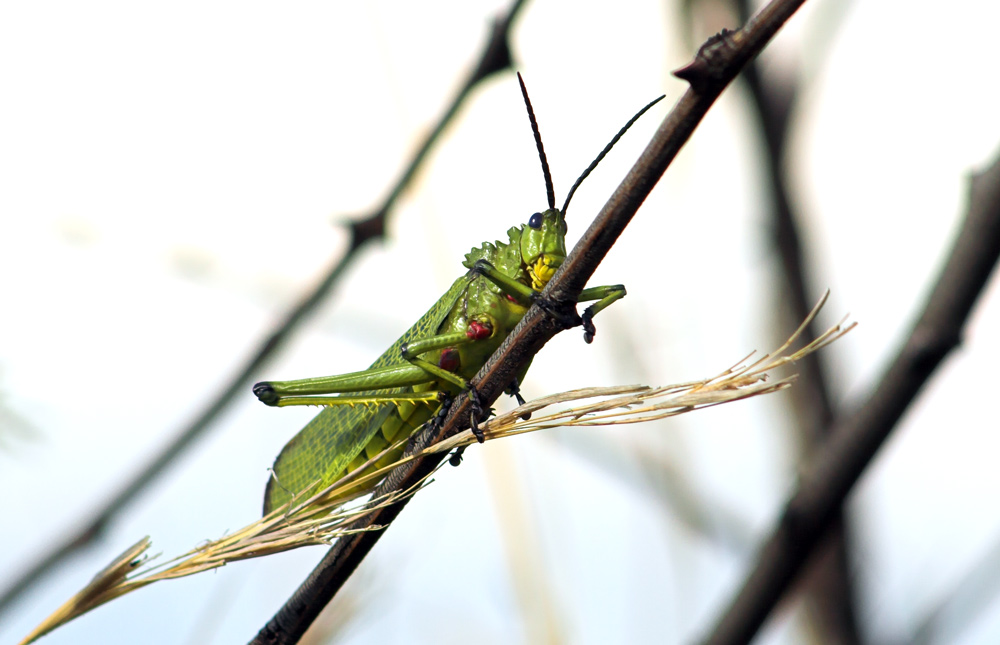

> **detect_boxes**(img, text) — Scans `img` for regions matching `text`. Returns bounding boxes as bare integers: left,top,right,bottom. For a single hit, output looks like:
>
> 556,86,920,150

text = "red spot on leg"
439,348,460,372
506,294,518,303
466,320,492,340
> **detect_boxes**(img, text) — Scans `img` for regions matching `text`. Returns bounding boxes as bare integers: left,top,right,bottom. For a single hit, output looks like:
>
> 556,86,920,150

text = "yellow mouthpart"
529,256,557,290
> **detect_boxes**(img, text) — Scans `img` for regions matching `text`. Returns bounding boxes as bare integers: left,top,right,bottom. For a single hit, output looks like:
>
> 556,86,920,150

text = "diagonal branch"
0,0,526,618
250,1,812,642
701,150,1000,644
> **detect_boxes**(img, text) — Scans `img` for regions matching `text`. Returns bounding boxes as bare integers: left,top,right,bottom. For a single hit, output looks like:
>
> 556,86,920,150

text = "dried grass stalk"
21,291,852,644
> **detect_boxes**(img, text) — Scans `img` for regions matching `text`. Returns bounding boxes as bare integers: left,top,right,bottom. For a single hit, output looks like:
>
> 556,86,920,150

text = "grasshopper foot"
428,392,453,432
581,307,597,344
533,295,584,332
253,382,279,406
467,387,492,443
449,446,466,467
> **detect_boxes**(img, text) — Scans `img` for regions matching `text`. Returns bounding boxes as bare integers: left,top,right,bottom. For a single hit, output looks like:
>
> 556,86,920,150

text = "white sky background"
2,1,1000,644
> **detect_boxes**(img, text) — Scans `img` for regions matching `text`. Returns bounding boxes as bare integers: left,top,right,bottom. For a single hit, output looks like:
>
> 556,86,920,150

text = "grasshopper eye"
560,219,568,234
528,212,543,229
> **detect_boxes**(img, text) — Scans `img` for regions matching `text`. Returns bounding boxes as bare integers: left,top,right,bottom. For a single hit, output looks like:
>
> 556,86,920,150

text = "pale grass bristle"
429,291,854,452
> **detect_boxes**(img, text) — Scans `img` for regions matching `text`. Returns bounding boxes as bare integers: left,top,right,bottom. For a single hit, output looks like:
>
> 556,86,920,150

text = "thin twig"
250,1,812,642
731,0,860,639
700,149,1000,644
0,0,526,618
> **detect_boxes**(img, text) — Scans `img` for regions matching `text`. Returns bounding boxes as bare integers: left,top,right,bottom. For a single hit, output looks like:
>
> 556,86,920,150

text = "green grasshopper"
254,74,662,515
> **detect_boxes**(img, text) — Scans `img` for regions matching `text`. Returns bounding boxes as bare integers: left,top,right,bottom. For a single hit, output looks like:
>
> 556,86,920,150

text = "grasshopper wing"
263,275,472,515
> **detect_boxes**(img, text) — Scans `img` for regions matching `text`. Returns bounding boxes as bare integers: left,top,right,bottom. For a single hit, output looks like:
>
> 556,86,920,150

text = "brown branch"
250,1,810,642
0,0,525,618
701,150,1000,644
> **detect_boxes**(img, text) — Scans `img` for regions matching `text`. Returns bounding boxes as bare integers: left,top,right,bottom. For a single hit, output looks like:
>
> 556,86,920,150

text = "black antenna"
561,94,666,217
517,73,556,211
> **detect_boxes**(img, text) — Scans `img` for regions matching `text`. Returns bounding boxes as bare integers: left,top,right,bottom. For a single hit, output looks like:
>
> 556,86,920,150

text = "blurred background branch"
0,0,526,618
703,148,1000,644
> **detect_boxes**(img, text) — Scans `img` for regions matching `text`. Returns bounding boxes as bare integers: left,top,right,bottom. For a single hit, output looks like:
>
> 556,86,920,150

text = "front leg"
472,259,585,331
473,260,627,343
577,284,626,343
470,259,535,305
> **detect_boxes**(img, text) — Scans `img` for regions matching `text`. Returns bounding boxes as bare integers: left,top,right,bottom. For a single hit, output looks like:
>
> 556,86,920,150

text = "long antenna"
561,94,666,217
517,72,556,211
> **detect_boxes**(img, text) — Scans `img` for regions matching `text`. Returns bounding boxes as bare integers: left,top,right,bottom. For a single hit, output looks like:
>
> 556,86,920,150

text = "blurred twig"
0,0,525,618
701,150,1000,644
731,0,861,640
251,1,812,642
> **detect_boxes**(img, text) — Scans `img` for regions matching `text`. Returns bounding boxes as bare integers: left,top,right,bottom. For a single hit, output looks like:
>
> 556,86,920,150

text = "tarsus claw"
581,310,596,344
468,388,490,443
253,382,279,406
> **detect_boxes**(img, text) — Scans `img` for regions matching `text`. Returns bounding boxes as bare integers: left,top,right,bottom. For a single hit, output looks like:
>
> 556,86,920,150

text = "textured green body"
259,73,654,516
263,226,535,515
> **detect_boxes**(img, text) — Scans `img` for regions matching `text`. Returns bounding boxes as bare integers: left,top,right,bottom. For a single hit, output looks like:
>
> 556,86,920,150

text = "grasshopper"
254,74,662,515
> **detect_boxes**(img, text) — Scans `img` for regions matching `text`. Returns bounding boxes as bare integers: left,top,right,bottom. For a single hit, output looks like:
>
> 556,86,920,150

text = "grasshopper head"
514,73,663,293
520,208,567,291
